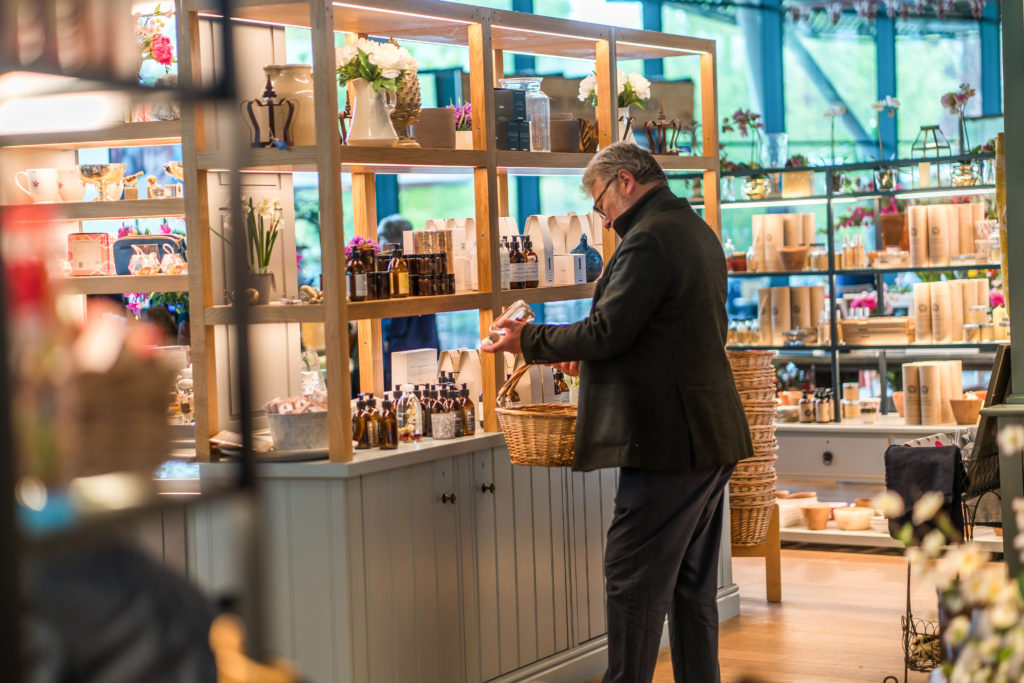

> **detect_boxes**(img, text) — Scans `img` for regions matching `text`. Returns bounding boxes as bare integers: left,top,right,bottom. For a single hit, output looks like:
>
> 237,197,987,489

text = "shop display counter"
187,436,739,683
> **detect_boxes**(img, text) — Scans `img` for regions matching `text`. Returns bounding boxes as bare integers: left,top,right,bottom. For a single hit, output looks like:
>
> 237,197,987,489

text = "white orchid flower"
871,490,904,518
885,95,900,109
912,491,945,525
946,615,972,647
998,423,1024,456
922,529,946,557
871,100,886,112
578,73,597,102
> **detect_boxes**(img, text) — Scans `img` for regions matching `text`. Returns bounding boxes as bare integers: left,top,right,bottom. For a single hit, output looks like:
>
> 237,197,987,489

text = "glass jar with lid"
499,77,551,152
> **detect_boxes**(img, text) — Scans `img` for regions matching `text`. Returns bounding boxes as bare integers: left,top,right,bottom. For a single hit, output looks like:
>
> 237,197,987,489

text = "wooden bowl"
950,397,984,425
777,245,809,271
833,506,874,531
800,503,831,530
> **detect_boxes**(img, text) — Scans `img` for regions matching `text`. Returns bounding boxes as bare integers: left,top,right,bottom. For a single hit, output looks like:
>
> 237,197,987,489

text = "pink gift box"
68,233,112,276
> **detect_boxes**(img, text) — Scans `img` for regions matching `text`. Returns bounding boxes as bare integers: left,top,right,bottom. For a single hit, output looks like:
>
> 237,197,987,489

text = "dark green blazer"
520,186,753,472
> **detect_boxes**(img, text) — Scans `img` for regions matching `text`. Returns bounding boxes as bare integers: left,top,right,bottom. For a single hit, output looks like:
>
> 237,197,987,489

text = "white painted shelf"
780,521,1004,554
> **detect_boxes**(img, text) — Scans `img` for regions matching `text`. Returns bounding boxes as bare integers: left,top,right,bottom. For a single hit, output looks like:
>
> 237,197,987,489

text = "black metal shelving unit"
683,153,1000,421
0,2,272,678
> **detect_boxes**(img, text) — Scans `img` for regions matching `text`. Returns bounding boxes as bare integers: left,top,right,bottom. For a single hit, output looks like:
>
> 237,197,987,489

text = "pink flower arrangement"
721,109,764,138
151,35,174,66
941,83,976,116
991,289,1006,308
345,235,380,260
850,291,878,312
446,103,472,132
838,206,874,228
135,7,176,73
879,197,905,215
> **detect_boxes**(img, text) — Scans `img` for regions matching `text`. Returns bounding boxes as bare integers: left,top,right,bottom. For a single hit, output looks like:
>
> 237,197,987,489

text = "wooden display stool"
731,504,782,603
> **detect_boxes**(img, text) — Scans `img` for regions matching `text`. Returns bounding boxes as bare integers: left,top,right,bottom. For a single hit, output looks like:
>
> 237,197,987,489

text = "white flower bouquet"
578,69,651,109
335,38,418,93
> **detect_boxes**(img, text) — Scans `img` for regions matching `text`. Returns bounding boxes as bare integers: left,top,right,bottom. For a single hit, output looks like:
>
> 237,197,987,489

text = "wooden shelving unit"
179,0,721,462
0,120,182,150
56,274,190,295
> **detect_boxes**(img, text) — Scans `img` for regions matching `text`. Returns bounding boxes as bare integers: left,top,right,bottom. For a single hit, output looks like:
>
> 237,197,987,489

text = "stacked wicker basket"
727,350,779,546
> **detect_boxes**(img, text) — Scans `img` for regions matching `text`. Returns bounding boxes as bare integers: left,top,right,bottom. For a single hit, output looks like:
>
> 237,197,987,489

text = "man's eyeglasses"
592,176,617,219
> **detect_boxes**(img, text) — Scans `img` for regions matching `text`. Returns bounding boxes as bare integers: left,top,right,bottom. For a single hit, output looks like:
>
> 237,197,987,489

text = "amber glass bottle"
381,396,399,450
388,246,410,298
367,398,382,448
418,386,433,438
523,237,539,288
346,254,367,302
509,237,525,290
353,400,368,449
459,384,476,436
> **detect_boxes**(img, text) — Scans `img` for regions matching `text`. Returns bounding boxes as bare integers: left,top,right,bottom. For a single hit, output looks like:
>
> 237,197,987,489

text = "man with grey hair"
482,142,751,682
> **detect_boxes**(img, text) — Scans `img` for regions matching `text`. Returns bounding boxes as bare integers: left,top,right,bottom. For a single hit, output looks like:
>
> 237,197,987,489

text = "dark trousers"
601,464,734,683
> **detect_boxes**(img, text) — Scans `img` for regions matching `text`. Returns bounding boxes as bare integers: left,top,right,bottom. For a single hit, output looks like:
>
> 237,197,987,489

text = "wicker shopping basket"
496,363,577,467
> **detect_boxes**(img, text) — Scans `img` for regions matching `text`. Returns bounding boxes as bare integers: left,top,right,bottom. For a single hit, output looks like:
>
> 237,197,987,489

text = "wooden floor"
591,547,940,682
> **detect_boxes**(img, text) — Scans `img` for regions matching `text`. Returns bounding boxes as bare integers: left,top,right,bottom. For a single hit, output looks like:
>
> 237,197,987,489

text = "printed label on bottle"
354,273,367,297
525,261,539,283
397,272,410,295
500,257,511,289
509,262,527,284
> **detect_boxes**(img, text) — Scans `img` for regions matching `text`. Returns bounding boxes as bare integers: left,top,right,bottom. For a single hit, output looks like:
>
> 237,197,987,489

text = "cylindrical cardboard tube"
949,279,965,342
801,213,816,246
926,205,950,267
913,282,933,343
770,286,792,346
790,286,812,329
909,205,929,267
783,214,803,246
903,363,922,425
763,215,785,272
919,362,944,425
945,204,961,257
930,281,953,343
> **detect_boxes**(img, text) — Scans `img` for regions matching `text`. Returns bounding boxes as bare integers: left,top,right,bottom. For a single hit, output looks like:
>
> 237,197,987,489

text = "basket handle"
496,362,532,406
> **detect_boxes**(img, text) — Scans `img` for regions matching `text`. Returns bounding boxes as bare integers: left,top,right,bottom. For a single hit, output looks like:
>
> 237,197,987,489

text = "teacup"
14,168,59,203
57,169,87,202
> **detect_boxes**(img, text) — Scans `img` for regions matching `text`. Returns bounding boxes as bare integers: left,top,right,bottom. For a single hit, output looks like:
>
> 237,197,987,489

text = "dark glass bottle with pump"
388,246,410,298
459,384,476,436
353,400,368,449
381,396,399,449
367,399,382,447
448,388,462,437
523,237,539,288
346,254,368,302
509,237,525,290
419,386,433,437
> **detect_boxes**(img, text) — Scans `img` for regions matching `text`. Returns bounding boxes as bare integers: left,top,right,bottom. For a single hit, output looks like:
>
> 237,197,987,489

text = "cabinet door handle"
441,492,457,504
822,450,834,466
480,483,495,494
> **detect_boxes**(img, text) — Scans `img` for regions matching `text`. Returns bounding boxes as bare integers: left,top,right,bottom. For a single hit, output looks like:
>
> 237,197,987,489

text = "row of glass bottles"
499,236,540,290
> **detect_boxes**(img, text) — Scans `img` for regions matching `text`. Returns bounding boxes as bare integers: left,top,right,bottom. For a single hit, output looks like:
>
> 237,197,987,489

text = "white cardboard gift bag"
392,348,438,387
499,216,519,241
438,349,460,377
548,215,571,254
524,214,556,286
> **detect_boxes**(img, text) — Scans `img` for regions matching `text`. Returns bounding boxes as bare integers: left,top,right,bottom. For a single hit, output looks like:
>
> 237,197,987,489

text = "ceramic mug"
14,168,60,203
57,169,87,202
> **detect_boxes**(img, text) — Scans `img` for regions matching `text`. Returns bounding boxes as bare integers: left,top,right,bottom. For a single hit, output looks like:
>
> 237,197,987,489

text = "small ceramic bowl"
833,506,874,531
